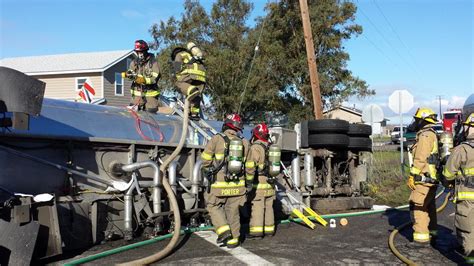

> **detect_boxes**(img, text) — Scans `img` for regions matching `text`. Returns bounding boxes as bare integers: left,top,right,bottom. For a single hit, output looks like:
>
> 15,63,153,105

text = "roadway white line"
195,231,275,265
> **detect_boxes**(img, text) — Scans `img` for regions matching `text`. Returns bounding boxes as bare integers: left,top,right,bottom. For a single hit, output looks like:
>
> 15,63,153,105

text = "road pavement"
56,193,465,265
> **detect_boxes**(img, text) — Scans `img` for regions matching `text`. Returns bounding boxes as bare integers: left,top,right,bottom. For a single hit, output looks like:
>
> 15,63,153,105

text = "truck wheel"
308,133,349,148
348,124,372,136
348,137,372,151
307,119,349,133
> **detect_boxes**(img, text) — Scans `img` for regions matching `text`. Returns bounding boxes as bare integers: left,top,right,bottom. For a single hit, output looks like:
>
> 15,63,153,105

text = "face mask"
407,118,419,132
137,52,146,61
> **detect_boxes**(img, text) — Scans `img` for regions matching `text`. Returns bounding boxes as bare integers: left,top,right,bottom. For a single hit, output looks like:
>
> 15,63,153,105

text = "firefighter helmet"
413,107,437,124
134,40,149,52
252,123,269,142
224,113,243,132
463,113,474,127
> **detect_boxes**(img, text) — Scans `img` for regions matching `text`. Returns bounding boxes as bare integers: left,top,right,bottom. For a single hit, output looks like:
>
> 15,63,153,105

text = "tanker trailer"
0,67,212,263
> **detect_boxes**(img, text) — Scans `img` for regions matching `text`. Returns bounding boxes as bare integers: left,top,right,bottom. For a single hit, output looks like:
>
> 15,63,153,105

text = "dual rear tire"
305,119,372,151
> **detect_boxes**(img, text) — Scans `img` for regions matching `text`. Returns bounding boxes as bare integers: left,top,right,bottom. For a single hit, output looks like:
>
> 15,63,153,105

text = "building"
324,105,364,123
324,105,389,135
0,50,135,107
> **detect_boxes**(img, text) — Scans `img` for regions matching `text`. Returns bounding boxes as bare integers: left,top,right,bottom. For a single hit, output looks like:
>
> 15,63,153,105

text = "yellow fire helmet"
464,113,474,127
413,107,437,124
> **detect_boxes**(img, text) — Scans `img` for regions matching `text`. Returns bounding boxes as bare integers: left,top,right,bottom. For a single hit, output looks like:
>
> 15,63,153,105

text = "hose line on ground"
65,201,416,265
118,99,190,265
388,190,452,266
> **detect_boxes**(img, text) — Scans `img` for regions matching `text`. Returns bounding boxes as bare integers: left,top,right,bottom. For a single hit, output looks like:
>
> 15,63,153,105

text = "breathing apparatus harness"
252,140,281,184
203,133,245,192
456,140,474,189
411,127,441,184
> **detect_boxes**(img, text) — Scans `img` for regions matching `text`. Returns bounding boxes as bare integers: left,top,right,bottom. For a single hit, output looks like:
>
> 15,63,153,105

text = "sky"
0,0,472,124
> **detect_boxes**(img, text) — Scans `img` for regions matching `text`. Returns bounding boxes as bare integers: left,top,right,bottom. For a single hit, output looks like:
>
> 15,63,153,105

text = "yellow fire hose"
118,99,190,265
388,189,452,266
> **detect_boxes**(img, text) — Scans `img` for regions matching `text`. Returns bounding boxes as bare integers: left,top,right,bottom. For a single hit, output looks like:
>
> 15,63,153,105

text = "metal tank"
0,98,199,196
463,93,474,117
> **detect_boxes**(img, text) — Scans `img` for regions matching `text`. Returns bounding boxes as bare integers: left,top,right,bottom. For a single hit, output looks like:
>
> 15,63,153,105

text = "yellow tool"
291,208,315,229
286,192,327,227
303,206,328,227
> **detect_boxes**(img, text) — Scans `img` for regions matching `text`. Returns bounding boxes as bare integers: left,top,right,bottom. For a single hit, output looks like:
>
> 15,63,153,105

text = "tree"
148,0,373,124
257,0,374,123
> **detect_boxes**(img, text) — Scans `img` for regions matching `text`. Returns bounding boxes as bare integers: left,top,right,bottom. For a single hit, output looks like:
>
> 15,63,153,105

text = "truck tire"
348,124,372,136
308,133,349,148
307,119,349,133
348,137,372,151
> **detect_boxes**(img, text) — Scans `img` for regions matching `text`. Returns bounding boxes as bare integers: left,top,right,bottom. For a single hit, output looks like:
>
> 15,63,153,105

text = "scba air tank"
439,132,453,162
187,42,203,59
268,145,281,177
228,139,244,175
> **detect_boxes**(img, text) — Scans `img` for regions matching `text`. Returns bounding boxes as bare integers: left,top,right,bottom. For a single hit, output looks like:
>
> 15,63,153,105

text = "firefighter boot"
405,240,431,250
189,106,200,121
226,238,240,249
246,230,264,240
216,230,232,244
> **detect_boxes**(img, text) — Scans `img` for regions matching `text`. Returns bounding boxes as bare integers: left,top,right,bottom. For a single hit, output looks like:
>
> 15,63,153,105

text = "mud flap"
0,219,40,265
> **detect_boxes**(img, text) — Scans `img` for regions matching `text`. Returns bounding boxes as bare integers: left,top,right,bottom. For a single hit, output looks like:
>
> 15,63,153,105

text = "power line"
357,2,420,77
372,0,422,76
361,34,400,70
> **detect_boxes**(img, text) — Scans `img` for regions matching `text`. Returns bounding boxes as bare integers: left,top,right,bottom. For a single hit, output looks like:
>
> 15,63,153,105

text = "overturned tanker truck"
0,67,373,263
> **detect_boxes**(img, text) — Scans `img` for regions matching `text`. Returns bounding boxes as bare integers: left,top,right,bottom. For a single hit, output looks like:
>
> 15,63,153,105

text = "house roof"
324,105,390,122
0,50,134,76
323,105,362,116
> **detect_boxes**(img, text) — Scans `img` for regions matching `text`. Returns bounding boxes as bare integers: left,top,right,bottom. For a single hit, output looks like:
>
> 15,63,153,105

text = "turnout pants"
131,94,161,113
455,200,474,264
176,81,204,115
249,194,276,236
205,192,245,240
409,183,438,243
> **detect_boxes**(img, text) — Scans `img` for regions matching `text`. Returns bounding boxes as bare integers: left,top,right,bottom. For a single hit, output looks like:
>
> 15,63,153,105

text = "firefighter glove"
407,175,416,190
125,70,136,79
135,75,146,85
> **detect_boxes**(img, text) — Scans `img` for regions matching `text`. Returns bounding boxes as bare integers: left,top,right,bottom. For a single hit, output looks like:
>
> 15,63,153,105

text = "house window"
76,77,87,91
115,72,124,96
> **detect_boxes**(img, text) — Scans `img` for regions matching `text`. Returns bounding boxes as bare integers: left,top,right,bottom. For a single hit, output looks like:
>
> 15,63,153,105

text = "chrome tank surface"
4,98,185,144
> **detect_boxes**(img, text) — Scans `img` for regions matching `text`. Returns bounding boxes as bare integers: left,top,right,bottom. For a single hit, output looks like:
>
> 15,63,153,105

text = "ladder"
160,96,217,142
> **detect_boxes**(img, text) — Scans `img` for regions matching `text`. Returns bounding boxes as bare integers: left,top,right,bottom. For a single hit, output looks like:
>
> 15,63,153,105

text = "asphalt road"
56,193,466,265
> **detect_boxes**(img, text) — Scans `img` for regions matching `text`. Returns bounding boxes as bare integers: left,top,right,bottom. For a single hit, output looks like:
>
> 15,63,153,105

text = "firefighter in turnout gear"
246,123,280,238
124,40,161,112
442,113,474,264
201,114,249,248
171,42,206,120
406,107,440,247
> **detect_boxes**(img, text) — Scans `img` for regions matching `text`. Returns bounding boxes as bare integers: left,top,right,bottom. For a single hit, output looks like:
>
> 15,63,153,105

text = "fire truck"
442,108,462,133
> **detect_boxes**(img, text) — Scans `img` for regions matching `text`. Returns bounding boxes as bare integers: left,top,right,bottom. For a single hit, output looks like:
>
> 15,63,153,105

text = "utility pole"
436,95,443,119
299,0,323,119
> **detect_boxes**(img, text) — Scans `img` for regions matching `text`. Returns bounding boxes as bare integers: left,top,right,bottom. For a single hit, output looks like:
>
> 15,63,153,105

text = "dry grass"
368,150,412,207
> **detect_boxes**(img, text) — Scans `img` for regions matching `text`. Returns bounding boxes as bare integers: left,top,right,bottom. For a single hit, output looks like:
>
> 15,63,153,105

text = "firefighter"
124,40,161,112
171,42,206,120
246,123,278,239
406,107,440,247
201,114,249,248
442,113,474,264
